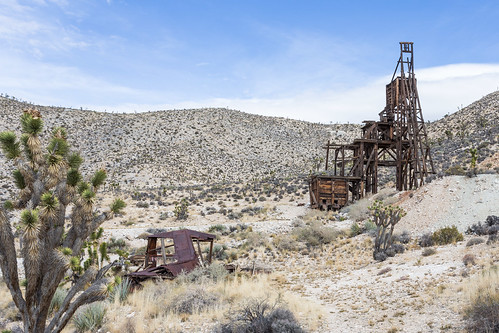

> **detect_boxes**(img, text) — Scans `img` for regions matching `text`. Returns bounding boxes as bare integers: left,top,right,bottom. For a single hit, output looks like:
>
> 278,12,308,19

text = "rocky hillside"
428,90,499,174
0,97,360,189
0,90,497,191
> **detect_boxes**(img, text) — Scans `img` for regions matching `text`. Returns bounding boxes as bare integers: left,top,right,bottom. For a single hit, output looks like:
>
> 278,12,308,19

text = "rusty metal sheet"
126,228,216,285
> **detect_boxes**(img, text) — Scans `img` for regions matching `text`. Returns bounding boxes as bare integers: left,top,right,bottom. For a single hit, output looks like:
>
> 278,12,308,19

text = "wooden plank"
160,238,167,265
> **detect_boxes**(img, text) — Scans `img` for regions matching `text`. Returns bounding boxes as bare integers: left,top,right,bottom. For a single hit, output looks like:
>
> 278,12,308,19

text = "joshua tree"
174,197,189,220
369,200,406,260
0,109,126,333
469,148,478,169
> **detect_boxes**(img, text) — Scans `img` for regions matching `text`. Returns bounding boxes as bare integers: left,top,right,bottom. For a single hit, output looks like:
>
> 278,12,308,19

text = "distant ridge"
0,97,360,189
0,90,497,190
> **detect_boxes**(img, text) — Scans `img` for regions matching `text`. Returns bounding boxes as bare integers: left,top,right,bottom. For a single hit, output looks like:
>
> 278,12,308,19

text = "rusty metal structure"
126,229,215,284
310,42,435,210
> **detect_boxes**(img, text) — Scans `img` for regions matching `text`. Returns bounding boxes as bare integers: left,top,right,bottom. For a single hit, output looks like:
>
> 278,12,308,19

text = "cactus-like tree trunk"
370,200,406,260
0,110,126,333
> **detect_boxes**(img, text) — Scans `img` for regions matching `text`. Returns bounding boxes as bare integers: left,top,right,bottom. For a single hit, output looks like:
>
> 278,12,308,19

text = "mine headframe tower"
309,42,435,210
382,42,435,190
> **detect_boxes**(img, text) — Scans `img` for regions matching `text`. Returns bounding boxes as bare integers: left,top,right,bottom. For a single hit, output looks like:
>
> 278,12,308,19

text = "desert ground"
93,174,498,332
0,91,498,332
3,173,495,332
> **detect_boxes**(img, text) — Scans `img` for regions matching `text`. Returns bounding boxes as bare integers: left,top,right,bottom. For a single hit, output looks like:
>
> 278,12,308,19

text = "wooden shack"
309,175,348,210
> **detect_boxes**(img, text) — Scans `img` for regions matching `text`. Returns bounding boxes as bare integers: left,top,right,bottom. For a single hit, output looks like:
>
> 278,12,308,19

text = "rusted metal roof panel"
148,229,216,241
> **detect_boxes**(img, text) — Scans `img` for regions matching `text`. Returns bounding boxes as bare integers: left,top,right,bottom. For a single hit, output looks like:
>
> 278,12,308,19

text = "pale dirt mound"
282,233,499,333
398,174,499,235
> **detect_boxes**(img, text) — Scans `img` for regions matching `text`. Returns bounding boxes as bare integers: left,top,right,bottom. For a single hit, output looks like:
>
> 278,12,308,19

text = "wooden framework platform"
309,42,435,210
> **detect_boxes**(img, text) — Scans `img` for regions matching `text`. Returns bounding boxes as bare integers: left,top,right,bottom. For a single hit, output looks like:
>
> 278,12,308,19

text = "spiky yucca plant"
0,110,126,333
369,200,406,260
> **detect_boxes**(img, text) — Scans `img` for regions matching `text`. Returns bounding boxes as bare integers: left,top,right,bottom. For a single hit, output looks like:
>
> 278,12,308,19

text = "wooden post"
325,140,330,170
196,239,204,267
160,238,167,265
208,240,213,264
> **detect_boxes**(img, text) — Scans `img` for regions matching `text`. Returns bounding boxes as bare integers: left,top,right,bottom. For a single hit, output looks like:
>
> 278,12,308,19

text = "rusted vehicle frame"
126,229,215,284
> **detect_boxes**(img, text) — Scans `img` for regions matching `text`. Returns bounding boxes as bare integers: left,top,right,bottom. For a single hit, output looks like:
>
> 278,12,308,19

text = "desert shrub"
487,234,498,245
216,298,304,333
432,226,464,245
137,232,150,240
49,288,67,314
228,211,243,220
374,251,388,262
373,188,398,202
486,215,499,227
350,222,363,237
394,230,411,244
464,266,499,332
294,222,339,248
467,216,499,236
390,243,405,254
364,220,377,236
177,263,228,284
169,288,219,315
229,223,250,233
242,232,270,250
445,165,466,176
342,198,370,221
490,225,499,235
273,234,300,252
208,224,228,234
146,227,167,234
73,302,106,333
467,222,490,236
211,244,229,260
419,233,434,247
463,254,476,266
466,238,485,247
107,237,128,253
136,201,149,208
228,250,238,262
109,278,132,303
422,248,436,256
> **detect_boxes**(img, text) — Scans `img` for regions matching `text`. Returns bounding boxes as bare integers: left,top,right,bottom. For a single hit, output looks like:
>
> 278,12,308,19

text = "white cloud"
93,63,499,124
0,3,497,125
0,54,147,107
0,0,91,58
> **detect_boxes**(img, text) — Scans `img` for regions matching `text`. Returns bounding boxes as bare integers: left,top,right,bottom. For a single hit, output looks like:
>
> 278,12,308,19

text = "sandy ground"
96,174,499,332
398,174,499,235
2,174,498,332
280,233,497,332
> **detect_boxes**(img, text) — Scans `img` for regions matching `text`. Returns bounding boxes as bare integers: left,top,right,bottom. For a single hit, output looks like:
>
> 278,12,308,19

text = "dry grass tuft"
463,265,499,332
100,271,324,332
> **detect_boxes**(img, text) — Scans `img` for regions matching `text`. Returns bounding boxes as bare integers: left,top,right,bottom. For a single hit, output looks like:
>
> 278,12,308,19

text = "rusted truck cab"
126,229,215,284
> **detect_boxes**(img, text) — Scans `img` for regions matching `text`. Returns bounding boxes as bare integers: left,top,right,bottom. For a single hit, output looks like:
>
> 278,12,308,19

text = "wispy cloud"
0,54,147,107
0,0,91,58
93,63,499,123
1,1,497,123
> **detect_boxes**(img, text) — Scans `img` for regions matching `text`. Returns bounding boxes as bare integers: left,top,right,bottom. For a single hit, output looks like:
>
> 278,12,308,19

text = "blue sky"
1,0,499,123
